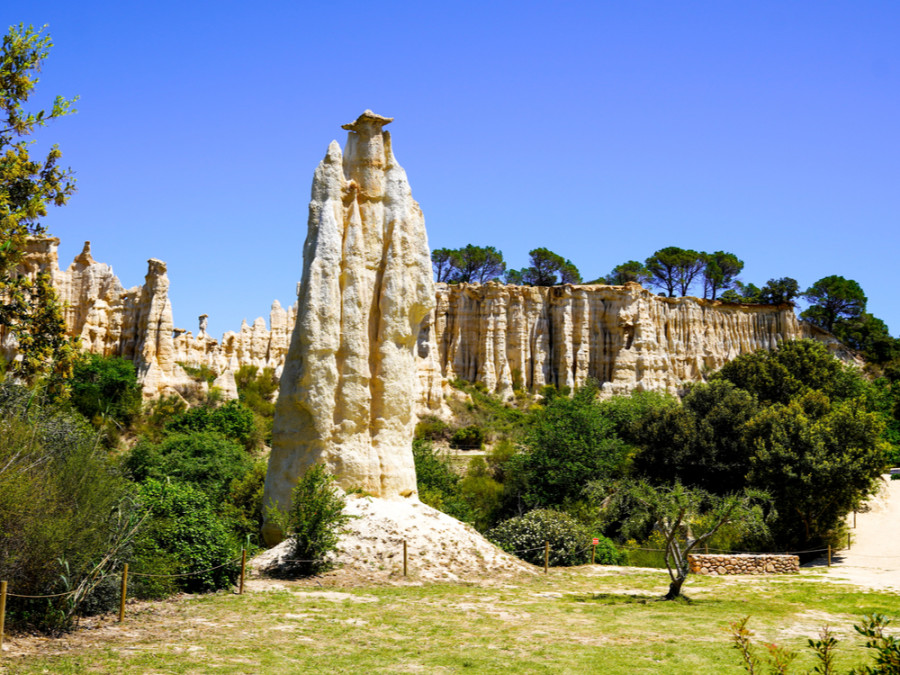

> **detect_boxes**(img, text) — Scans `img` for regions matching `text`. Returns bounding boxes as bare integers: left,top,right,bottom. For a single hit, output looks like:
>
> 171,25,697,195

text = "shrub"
70,353,142,427
413,440,472,523
179,362,217,385
134,479,239,593
415,415,450,442
222,459,268,546
0,383,135,630
459,457,504,531
124,431,252,501
166,399,259,450
450,425,485,450
488,509,623,567
273,464,352,576
234,365,279,417
520,381,629,507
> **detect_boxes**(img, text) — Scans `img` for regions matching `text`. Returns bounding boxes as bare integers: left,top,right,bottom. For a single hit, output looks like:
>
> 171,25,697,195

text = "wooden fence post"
827,545,831,567
853,510,857,528
239,549,246,595
119,564,128,623
704,543,709,555
591,545,596,565
544,541,549,575
847,533,851,550
0,580,7,654
403,540,408,577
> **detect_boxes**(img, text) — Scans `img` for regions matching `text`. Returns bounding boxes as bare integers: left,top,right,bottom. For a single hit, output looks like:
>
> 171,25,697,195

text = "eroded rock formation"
262,111,435,543
423,281,820,400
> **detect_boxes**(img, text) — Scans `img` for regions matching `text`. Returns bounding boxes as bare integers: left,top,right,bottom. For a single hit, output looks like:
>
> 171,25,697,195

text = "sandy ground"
817,475,900,592
253,495,535,584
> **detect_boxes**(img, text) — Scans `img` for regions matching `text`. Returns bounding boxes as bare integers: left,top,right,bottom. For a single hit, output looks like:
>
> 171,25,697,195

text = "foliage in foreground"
731,614,900,674
0,383,135,630
488,509,624,567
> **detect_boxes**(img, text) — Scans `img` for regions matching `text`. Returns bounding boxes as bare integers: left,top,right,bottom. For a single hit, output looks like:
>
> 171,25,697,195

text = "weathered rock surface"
262,111,435,544
423,281,841,399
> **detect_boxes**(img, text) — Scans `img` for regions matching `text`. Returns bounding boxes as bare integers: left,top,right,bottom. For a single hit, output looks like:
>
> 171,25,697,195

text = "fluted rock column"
263,111,435,544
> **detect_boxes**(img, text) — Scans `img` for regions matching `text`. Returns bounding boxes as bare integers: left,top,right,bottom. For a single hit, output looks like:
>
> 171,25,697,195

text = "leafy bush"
0,383,135,630
459,457,504,531
272,464,352,576
222,459,268,546
488,509,623,567
178,362,217,385
234,365,278,417
134,479,239,593
413,439,472,522
519,381,629,507
166,399,259,450
125,431,252,501
450,424,485,450
70,353,142,427
415,415,450,442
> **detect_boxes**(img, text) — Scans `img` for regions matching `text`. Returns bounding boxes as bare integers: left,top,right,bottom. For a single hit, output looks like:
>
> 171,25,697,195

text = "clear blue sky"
14,1,900,337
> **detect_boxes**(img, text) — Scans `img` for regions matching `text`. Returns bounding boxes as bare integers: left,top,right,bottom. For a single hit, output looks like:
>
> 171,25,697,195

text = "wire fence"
0,535,891,653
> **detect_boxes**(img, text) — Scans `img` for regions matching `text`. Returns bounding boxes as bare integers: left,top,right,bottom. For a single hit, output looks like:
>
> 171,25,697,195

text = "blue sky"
14,1,900,337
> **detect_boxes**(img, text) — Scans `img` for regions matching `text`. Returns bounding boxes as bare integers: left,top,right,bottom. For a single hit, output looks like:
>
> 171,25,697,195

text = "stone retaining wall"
688,554,799,575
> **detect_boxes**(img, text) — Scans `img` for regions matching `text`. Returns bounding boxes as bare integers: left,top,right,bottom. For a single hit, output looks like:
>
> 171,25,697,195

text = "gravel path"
819,475,900,592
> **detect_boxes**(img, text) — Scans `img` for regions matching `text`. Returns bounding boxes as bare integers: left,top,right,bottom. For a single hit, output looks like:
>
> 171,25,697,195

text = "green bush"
488,509,624,567
520,381,630,508
234,365,278,417
273,464,352,576
222,459,268,546
459,457,504,531
415,415,450,442
413,440,472,522
0,383,134,630
166,399,259,450
450,425,485,450
70,353,142,427
124,431,252,501
134,479,239,593
179,362,217,385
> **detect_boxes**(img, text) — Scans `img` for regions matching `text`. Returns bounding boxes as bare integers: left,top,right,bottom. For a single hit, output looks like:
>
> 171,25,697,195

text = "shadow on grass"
570,592,696,605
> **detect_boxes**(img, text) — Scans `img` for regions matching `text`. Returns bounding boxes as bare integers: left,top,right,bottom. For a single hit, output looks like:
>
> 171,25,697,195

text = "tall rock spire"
263,111,435,544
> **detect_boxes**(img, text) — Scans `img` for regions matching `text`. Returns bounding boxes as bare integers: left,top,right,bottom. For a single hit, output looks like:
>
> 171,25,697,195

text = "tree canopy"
801,275,867,333
644,247,705,297
431,245,506,284
0,24,78,388
505,248,582,286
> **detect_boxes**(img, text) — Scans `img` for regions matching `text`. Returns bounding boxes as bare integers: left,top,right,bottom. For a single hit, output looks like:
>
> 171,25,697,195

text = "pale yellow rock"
263,111,435,544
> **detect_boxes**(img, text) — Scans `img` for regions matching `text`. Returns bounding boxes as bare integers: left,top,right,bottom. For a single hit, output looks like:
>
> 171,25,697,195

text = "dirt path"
819,475,900,592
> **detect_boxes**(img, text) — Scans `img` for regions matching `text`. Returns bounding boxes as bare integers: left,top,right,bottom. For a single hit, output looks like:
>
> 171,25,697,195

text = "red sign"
592,538,599,546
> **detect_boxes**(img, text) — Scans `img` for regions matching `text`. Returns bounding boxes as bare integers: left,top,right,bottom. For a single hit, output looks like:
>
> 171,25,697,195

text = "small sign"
592,538,599,546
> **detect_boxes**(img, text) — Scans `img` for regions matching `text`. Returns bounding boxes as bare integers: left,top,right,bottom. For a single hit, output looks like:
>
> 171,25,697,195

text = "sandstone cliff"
9,236,854,409
263,111,435,542
423,281,812,400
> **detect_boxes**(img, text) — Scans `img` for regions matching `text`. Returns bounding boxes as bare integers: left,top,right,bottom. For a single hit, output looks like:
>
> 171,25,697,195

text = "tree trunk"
665,575,686,600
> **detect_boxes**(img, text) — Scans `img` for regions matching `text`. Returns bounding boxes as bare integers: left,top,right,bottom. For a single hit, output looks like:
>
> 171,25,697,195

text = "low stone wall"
688,554,799,575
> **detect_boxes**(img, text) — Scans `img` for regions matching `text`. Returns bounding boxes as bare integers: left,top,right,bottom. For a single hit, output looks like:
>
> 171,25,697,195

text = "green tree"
745,392,887,547
644,247,705,297
275,464,352,576
630,381,760,494
166,399,259,450
833,313,900,365
758,277,799,305
701,251,743,300
713,339,868,406
0,25,79,387
70,353,142,427
598,260,651,286
514,248,582,286
431,247,458,283
520,382,629,507
801,275,867,333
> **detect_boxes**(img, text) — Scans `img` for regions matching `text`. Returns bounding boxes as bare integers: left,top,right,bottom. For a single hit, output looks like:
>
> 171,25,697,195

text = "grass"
6,566,900,674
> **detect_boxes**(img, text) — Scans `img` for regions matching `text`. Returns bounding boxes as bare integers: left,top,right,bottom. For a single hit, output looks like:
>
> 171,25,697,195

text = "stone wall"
688,553,799,575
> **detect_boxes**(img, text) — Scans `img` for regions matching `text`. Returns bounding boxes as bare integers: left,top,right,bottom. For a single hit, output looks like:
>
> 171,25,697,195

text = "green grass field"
7,566,900,674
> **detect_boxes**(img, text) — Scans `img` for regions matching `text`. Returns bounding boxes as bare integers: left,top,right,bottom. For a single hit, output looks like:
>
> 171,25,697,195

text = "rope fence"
0,535,889,653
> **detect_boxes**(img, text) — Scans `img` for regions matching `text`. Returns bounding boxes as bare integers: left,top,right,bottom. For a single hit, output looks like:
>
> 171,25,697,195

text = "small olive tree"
601,481,770,599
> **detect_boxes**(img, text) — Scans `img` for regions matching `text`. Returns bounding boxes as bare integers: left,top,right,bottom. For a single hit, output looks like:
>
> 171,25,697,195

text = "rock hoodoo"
262,111,435,544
